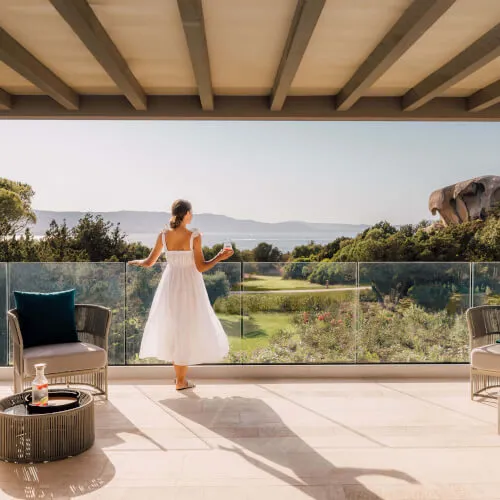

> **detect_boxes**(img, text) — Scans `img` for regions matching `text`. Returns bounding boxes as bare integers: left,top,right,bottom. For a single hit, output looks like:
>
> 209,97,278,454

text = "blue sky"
1,120,498,225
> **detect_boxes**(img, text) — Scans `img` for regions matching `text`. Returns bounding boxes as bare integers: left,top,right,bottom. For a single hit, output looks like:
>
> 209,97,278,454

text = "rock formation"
429,175,500,226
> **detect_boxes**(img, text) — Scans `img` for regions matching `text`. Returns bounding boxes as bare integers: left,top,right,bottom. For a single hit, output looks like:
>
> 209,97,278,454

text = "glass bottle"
32,363,49,406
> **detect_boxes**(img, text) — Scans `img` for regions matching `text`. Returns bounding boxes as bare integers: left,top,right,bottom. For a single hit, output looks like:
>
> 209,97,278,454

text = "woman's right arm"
128,232,164,268
193,234,233,273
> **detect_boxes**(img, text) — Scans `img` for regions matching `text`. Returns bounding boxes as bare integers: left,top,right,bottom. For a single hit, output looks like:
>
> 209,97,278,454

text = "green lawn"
243,312,291,336
218,312,292,352
243,275,325,292
218,314,241,337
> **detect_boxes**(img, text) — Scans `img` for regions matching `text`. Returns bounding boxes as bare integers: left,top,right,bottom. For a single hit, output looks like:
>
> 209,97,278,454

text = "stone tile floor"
0,379,498,499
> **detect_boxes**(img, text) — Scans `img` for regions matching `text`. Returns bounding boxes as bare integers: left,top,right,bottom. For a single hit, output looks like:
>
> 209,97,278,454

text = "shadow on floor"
0,400,161,499
161,393,419,500
0,450,112,499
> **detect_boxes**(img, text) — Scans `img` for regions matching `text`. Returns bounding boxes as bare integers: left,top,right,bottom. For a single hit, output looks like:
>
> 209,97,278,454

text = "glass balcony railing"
0,263,6,366
472,262,500,307
0,261,498,366
358,262,471,363
7,263,126,365
240,262,357,363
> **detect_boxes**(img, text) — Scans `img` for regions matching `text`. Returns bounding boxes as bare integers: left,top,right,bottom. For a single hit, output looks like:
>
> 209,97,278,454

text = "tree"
283,260,313,280
292,242,323,260
253,242,282,262
0,178,36,237
309,262,356,286
41,220,87,262
318,237,350,260
1,214,150,263
68,213,148,262
359,262,469,310
363,221,398,238
241,249,255,262
71,214,120,262
471,213,500,261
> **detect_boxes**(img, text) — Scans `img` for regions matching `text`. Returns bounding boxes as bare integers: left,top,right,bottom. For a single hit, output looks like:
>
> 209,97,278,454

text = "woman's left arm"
193,233,233,273
128,232,164,268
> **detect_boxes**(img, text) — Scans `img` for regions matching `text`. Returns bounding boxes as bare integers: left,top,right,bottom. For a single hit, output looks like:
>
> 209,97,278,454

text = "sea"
126,231,362,252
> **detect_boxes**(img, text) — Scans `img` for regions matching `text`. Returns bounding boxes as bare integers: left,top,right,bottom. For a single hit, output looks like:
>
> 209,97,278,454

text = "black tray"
24,389,81,414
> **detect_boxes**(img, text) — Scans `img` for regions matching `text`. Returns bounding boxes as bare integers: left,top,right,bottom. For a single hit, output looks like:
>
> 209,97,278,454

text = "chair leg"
102,366,108,400
13,371,22,394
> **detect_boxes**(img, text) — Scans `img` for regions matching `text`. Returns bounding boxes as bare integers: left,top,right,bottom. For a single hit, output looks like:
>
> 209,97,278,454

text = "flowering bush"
228,300,469,364
357,303,468,363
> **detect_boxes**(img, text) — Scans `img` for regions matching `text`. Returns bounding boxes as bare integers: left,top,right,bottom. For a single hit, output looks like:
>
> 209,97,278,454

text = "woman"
128,199,234,390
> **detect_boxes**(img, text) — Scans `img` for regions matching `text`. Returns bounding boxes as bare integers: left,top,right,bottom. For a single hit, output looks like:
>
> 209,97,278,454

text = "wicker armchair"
8,304,111,398
467,305,500,399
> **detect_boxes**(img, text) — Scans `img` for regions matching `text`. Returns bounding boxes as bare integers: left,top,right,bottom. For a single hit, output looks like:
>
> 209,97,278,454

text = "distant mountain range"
31,210,369,236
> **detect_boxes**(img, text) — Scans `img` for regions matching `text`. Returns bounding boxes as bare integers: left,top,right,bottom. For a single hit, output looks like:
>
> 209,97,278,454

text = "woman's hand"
128,260,145,267
217,248,234,261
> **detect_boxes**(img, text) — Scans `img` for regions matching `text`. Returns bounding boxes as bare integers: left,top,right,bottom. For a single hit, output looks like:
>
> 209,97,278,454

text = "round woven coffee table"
0,390,95,463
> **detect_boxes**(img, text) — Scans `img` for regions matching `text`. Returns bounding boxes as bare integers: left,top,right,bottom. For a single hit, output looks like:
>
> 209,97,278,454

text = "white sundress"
139,229,230,365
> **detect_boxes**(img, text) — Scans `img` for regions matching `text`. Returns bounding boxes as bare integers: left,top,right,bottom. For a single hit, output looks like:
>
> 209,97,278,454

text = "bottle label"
36,384,48,390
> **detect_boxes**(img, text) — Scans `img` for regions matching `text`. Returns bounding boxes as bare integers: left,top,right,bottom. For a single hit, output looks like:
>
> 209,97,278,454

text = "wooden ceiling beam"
50,0,147,111
271,0,326,111
403,23,500,111
0,27,79,110
336,0,456,111
3,95,500,121
177,0,214,111
468,79,500,112
0,89,12,110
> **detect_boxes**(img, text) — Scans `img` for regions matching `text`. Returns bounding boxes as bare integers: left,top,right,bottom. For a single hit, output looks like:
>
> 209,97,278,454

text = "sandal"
176,380,196,391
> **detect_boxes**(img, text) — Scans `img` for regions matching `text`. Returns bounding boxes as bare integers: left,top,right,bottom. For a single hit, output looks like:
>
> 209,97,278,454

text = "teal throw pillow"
14,289,79,349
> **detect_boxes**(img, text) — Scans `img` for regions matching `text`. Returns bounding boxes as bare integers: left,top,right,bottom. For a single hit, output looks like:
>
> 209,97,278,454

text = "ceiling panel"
290,0,414,95
0,0,117,93
0,61,42,94
372,0,500,95
203,0,297,95
89,0,197,94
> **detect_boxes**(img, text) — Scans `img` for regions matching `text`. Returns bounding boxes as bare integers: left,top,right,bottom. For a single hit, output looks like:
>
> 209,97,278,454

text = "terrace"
0,379,497,500
2,0,500,498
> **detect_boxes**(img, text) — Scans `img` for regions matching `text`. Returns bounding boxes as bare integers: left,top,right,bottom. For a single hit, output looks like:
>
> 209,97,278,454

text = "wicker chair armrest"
467,305,500,348
75,304,112,351
8,310,24,382
7,310,23,349
470,333,500,349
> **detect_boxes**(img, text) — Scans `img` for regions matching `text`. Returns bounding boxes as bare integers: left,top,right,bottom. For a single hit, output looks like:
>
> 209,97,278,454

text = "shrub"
204,272,230,305
309,262,356,286
357,303,468,363
283,260,313,280
408,284,452,311
240,290,354,314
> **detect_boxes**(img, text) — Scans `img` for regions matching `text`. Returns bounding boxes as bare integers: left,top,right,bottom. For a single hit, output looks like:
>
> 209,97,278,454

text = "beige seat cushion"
23,342,107,377
471,343,500,371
